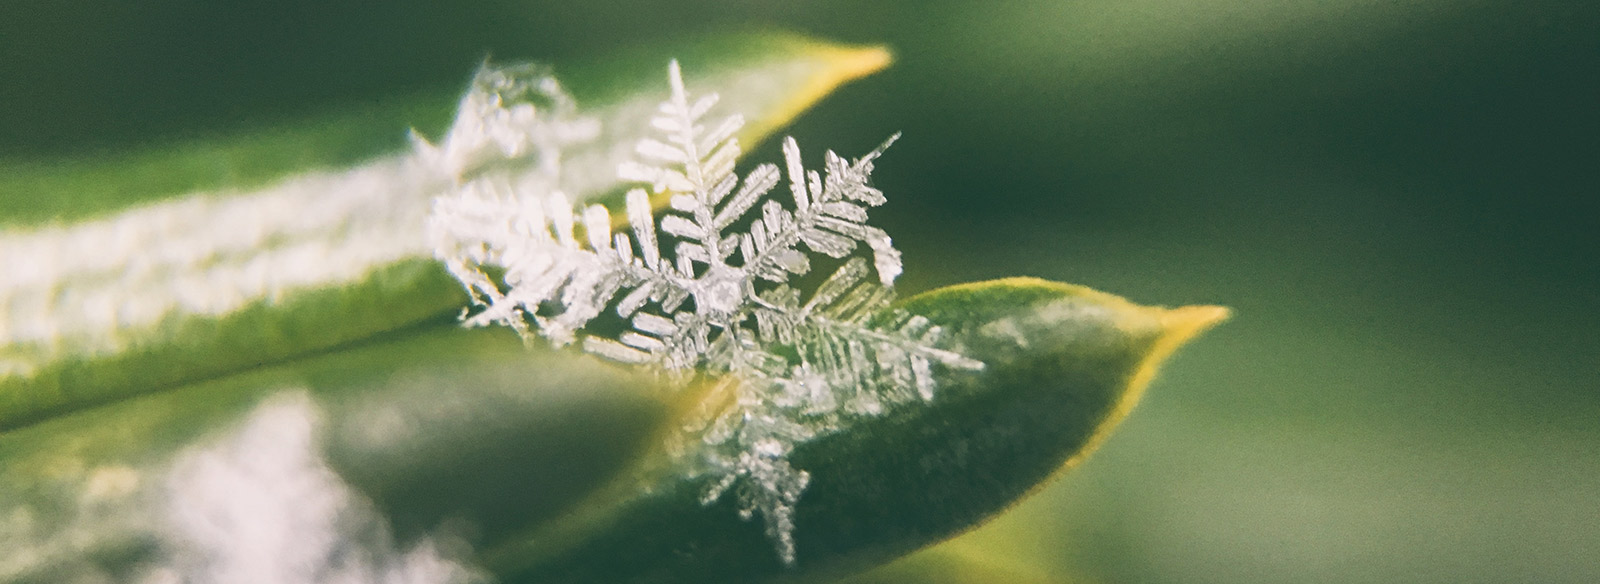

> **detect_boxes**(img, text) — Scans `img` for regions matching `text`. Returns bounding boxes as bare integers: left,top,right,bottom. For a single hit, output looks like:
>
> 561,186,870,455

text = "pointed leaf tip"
1046,300,1228,479
741,41,893,147
828,44,893,83
1161,304,1232,334
481,278,1225,584
1141,304,1229,388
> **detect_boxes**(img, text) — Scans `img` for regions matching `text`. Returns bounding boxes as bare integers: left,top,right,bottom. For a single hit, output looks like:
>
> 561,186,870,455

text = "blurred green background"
2,0,1596,582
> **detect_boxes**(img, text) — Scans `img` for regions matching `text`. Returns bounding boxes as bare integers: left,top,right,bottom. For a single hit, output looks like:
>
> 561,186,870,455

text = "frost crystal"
414,61,599,185
427,60,983,565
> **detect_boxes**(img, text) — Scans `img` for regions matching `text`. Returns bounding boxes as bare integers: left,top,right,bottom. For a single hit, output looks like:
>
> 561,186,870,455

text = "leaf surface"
837,547,1070,584
0,32,890,431
0,279,1222,583
0,326,672,582
480,278,1227,583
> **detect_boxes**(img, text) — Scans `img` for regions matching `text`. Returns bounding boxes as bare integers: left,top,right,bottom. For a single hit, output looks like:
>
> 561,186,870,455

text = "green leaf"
837,546,1071,584
0,31,891,431
0,31,889,230
0,28,1226,584
478,278,1227,583
0,326,676,582
0,278,1221,583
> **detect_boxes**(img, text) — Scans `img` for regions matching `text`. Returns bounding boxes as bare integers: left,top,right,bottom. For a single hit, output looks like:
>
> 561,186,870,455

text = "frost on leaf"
427,60,983,565
413,61,599,185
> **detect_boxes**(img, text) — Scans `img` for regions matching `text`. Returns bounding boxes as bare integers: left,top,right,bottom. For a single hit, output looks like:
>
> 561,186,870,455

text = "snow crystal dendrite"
426,59,983,565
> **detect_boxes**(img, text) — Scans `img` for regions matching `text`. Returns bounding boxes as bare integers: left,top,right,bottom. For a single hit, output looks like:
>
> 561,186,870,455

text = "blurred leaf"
0,325,673,582
0,31,889,229
838,546,1070,584
481,278,1226,583
0,32,890,431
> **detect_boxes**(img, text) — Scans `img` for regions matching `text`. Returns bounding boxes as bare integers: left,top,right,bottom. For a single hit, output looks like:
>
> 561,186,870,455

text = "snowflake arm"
428,59,984,567
743,135,905,287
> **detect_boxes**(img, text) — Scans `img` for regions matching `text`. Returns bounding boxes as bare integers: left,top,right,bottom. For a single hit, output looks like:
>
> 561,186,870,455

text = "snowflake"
426,60,983,565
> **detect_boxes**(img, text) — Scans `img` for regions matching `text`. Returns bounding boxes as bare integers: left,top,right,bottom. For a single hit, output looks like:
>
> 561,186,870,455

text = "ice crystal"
414,61,599,185
427,60,983,565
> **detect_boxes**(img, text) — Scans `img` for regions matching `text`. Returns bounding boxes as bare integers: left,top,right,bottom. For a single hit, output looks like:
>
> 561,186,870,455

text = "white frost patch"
979,317,1031,349
980,300,1121,351
155,392,484,584
0,156,440,367
0,61,595,387
1032,298,1115,324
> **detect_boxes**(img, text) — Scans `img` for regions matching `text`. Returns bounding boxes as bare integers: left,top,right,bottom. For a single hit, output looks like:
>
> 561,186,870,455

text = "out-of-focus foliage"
1,0,1595,582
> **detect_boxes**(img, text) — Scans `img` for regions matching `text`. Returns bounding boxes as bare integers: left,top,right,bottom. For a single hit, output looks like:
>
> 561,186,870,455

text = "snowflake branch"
429,60,982,567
